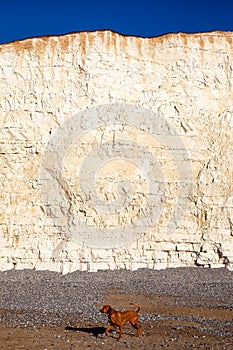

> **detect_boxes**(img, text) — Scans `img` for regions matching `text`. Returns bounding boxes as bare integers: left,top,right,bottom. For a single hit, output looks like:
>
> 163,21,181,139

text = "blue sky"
0,0,233,44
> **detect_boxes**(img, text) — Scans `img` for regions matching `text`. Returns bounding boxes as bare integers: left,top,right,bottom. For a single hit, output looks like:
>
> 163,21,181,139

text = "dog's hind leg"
130,320,141,336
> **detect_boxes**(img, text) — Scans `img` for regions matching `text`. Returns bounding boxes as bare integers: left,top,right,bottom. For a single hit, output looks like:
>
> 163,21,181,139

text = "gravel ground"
0,267,233,332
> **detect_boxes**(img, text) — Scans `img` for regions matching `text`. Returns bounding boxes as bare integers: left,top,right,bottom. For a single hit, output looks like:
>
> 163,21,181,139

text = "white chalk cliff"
0,30,232,272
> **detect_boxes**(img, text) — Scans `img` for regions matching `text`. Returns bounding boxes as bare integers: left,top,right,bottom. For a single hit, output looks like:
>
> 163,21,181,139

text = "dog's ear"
103,305,111,314
100,305,109,313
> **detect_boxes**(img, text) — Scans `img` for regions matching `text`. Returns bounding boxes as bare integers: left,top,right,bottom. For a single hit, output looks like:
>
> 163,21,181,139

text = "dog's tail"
130,303,140,313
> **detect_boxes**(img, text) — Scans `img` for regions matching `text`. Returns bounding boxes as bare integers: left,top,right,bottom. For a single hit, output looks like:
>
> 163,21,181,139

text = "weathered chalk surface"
0,30,232,272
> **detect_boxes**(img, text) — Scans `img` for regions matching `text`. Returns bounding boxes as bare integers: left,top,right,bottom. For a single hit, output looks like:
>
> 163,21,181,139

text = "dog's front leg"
105,324,113,337
118,325,123,340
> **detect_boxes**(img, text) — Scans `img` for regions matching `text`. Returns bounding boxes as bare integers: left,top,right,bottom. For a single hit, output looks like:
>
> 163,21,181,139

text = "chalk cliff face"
0,30,233,272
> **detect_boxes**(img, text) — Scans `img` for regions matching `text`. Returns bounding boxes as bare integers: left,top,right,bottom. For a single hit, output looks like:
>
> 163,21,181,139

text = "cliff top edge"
1,29,233,48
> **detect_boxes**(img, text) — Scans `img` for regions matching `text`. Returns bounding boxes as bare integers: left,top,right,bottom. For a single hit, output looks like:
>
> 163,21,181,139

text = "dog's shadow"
65,325,106,338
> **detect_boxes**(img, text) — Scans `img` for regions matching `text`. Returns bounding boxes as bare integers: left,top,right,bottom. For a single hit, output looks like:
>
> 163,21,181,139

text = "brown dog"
100,303,141,340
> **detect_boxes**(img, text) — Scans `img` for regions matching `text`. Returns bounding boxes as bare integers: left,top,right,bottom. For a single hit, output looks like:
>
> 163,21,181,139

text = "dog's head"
100,305,112,314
